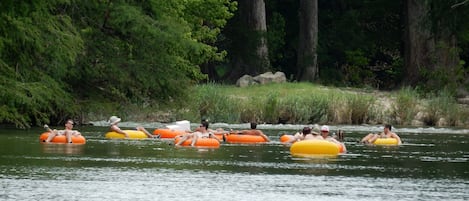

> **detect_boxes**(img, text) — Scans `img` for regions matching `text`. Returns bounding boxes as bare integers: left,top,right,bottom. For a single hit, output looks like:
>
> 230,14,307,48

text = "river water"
1,123,468,201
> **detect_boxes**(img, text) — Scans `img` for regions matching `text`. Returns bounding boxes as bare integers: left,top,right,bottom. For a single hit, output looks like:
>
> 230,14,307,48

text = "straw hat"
311,126,320,135
108,116,121,125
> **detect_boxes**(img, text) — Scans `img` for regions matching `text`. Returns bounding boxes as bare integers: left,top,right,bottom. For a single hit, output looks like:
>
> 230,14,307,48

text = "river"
1,123,468,201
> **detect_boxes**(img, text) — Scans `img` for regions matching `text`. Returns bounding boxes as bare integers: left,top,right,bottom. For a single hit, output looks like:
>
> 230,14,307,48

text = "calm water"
1,124,469,201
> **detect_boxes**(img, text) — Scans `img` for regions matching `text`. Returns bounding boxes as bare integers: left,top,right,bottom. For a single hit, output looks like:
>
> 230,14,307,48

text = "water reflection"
41,144,85,155
1,126,469,200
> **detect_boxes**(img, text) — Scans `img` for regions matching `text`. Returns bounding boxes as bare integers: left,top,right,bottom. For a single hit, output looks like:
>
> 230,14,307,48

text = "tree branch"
451,0,468,8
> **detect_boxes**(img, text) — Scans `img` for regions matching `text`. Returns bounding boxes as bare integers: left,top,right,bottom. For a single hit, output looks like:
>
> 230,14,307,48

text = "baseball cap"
320,125,329,132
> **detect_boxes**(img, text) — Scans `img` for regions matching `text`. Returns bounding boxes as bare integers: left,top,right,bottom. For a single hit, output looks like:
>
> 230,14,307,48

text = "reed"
169,82,469,126
346,93,376,124
392,87,420,125
424,90,464,126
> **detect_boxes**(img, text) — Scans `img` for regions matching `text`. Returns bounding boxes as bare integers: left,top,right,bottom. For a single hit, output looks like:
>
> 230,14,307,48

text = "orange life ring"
153,128,186,139
174,136,220,148
337,143,346,153
280,134,295,143
224,134,267,144
39,132,86,144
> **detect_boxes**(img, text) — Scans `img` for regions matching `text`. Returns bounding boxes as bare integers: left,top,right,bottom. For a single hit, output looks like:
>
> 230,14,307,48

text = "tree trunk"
229,0,270,79
297,0,318,82
404,0,432,86
404,0,459,88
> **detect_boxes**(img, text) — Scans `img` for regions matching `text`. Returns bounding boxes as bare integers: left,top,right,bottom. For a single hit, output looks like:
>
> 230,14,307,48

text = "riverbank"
81,83,469,128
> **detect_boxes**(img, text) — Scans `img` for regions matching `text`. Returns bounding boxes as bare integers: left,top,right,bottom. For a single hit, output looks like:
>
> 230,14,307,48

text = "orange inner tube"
174,136,220,148
153,129,186,138
39,132,86,144
224,134,267,144
280,134,295,143
337,143,346,153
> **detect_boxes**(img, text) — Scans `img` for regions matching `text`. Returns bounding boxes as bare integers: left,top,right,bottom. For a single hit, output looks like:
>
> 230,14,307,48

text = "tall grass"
346,93,375,124
424,90,464,126
392,87,419,125
168,82,468,127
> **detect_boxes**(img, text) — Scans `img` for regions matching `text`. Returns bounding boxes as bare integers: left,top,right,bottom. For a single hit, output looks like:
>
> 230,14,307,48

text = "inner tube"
153,128,185,139
39,132,86,144
174,136,220,148
210,132,226,141
280,134,295,143
373,138,399,145
290,140,340,157
224,134,267,144
105,130,148,139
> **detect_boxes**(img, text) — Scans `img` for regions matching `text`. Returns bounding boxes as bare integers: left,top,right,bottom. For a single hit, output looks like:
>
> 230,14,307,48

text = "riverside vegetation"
83,83,469,128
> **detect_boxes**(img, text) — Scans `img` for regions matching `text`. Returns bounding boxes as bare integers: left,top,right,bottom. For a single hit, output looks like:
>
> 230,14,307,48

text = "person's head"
302,127,311,135
200,121,209,130
384,124,392,132
250,122,257,129
311,126,320,135
108,116,121,125
65,119,74,129
320,125,330,137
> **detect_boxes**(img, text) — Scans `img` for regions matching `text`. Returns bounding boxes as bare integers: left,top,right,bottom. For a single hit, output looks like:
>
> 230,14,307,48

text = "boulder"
237,71,287,87
236,75,256,87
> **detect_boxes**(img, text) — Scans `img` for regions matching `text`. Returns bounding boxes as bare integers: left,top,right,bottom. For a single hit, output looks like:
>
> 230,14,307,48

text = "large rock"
237,71,287,87
236,75,256,87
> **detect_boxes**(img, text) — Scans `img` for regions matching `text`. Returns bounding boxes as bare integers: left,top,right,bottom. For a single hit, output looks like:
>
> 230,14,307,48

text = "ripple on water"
2,167,469,201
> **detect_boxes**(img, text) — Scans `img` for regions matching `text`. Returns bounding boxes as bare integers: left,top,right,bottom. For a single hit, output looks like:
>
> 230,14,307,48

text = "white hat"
320,125,329,132
108,116,121,125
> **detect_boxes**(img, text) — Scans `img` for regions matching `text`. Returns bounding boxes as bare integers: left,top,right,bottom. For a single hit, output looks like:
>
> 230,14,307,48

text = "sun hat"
108,116,121,125
320,125,330,132
311,126,320,135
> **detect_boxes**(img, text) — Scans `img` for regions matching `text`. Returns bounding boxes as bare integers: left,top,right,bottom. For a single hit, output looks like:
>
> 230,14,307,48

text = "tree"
404,0,462,92
0,1,82,128
225,0,270,80
297,0,318,82
0,0,237,127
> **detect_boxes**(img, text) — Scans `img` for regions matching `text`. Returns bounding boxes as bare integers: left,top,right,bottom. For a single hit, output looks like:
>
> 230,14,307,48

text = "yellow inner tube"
105,130,148,139
290,140,340,157
373,138,398,145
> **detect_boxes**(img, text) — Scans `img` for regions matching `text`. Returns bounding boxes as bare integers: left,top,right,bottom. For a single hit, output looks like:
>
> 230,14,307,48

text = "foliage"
176,83,383,125
0,1,82,127
392,87,420,125
424,89,462,126
347,93,375,124
0,0,236,127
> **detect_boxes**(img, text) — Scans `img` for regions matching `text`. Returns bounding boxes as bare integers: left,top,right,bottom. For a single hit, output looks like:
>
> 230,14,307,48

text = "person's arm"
284,133,300,144
208,132,222,142
327,137,347,152
72,130,82,136
327,137,340,144
111,125,129,137
256,130,270,142
391,133,402,145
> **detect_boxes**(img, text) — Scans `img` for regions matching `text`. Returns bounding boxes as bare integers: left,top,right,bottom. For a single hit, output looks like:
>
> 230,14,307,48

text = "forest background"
1,0,469,128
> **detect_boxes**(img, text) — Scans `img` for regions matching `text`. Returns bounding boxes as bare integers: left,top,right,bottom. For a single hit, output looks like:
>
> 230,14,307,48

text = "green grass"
83,82,469,127
174,82,380,124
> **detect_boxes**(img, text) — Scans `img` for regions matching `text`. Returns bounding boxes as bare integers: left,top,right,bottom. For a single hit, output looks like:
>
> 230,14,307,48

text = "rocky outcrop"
236,71,287,87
